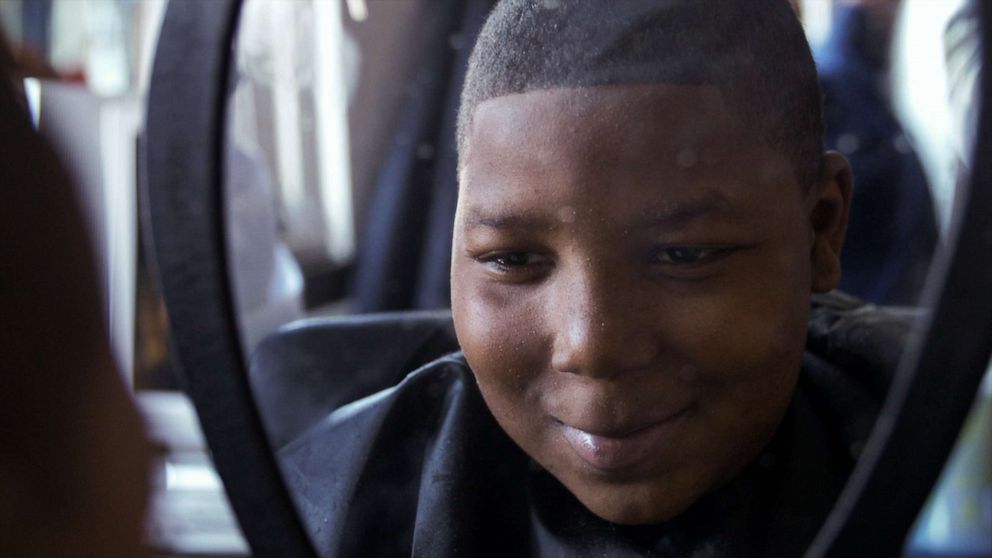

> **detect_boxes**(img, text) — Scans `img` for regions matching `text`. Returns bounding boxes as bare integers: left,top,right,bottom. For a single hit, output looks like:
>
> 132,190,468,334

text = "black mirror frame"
144,1,992,556
806,3,992,554
144,1,317,556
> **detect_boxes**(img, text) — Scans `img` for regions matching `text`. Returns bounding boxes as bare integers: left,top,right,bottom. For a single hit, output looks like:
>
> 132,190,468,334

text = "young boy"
282,1,869,556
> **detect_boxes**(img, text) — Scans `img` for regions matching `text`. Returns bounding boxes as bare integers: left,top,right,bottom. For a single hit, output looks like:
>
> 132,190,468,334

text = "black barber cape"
280,346,884,557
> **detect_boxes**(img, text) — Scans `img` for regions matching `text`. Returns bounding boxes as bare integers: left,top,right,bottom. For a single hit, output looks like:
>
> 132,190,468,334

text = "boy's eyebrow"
631,193,738,229
463,210,555,231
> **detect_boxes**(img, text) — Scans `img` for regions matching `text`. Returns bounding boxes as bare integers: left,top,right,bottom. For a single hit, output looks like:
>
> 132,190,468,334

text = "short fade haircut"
457,0,823,187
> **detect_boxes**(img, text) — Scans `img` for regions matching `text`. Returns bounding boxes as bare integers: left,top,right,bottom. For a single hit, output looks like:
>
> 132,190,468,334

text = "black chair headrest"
249,310,458,448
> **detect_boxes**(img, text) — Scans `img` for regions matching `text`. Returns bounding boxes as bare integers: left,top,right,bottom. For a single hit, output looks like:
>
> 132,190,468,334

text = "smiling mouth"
557,407,691,472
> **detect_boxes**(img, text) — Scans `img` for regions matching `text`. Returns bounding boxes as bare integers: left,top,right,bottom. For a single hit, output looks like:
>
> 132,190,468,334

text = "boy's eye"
653,246,723,265
493,252,531,267
476,251,553,277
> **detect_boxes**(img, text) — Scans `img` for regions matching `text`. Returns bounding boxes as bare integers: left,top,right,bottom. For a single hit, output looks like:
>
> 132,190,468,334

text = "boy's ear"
809,151,853,293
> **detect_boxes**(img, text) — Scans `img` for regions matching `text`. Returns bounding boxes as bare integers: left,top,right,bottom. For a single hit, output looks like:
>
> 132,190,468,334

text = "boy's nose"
549,271,660,380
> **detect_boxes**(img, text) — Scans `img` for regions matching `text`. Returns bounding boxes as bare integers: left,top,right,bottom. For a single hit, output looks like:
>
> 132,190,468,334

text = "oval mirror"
146,1,992,556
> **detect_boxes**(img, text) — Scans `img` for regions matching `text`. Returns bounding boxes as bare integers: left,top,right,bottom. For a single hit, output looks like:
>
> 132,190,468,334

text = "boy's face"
451,84,849,524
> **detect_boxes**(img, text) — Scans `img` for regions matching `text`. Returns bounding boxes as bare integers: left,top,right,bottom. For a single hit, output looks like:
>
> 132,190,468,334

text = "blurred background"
1,0,988,556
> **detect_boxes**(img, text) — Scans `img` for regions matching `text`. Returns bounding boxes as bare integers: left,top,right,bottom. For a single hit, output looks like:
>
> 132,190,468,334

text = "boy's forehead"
463,84,769,180
459,83,797,216
471,83,732,141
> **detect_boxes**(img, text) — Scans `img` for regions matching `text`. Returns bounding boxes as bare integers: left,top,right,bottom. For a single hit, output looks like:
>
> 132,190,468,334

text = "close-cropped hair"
457,0,824,187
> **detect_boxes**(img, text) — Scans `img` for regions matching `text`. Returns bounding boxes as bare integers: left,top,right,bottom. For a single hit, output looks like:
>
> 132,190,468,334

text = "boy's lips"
556,406,691,472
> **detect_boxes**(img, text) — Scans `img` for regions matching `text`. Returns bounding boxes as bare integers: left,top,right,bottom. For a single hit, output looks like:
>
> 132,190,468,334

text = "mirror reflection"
222,1,982,556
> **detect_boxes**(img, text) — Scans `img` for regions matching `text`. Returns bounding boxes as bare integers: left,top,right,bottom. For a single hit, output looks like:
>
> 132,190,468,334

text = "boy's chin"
560,470,712,526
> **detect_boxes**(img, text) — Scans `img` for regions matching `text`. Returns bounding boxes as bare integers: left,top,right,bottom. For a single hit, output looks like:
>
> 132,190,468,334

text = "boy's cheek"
662,278,804,351
451,263,531,312
453,278,547,378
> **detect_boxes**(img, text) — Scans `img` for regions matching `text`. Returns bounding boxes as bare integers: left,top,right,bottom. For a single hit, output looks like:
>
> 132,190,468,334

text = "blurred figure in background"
814,0,939,305
0,27,151,557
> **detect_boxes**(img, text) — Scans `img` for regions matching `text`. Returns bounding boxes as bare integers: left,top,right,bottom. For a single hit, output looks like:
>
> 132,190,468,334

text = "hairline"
457,81,822,190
